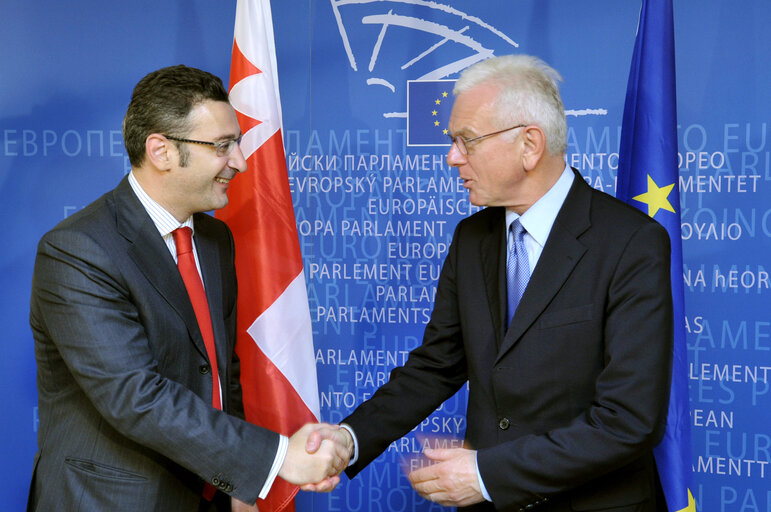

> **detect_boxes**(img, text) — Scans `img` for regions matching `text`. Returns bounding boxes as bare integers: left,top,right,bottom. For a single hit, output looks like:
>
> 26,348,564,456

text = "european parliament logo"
407,80,456,147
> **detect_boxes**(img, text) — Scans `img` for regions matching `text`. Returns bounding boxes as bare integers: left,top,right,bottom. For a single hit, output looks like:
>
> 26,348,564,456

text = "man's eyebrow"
214,132,242,141
450,128,474,138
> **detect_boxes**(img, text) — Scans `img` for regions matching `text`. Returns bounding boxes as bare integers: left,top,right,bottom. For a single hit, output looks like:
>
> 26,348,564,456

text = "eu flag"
407,80,455,146
616,1,694,511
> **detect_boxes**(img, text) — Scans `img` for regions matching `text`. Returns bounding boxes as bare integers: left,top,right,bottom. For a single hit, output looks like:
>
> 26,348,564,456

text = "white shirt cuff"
258,434,288,499
339,423,359,466
476,452,492,502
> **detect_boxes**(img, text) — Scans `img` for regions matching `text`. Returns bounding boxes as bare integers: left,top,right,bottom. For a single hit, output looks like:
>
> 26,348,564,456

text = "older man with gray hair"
320,54,673,511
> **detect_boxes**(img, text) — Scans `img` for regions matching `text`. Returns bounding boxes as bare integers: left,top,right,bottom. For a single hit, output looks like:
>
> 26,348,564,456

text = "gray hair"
454,55,567,155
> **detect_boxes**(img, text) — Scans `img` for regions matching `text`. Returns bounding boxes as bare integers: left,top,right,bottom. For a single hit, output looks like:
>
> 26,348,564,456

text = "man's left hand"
407,447,484,507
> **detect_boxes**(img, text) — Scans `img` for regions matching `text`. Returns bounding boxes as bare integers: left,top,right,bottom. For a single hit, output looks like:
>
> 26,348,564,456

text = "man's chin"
467,194,486,207
209,196,229,212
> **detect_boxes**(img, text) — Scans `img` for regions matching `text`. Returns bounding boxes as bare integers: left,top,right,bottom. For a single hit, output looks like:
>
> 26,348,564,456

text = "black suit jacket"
344,170,673,511
28,176,278,511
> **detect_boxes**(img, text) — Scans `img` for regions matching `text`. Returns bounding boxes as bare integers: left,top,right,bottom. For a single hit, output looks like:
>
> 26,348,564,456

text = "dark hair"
122,65,229,167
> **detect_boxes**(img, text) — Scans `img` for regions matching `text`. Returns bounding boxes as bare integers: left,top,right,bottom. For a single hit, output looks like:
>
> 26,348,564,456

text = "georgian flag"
216,1,320,510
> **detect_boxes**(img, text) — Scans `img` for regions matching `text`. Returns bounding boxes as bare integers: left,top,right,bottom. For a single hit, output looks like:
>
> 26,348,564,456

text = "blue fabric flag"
616,1,694,511
407,80,455,146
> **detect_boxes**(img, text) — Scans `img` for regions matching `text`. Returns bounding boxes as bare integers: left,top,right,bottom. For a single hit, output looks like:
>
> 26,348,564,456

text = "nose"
229,141,248,173
446,141,467,168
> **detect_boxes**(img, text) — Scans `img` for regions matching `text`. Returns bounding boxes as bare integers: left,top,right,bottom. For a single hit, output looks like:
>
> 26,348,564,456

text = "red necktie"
172,227,221,500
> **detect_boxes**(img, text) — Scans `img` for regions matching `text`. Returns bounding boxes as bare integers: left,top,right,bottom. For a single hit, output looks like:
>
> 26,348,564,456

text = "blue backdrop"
2,1,769,510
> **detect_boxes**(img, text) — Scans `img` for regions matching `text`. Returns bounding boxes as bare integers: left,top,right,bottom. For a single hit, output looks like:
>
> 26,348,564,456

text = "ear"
520,125,546,172
145,134,174,171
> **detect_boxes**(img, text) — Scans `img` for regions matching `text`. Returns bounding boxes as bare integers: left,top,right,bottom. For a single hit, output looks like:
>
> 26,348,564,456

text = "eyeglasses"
165,135,242,157
449,124,527,155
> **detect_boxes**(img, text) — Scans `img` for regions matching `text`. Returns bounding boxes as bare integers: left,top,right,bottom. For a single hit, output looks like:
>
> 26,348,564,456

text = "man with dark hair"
122,65,231,168
316,54,673,511
28,65,346,511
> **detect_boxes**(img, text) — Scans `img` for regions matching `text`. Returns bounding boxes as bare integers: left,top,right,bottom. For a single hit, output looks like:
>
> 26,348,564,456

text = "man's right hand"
278,423,351,491
299,424,354,492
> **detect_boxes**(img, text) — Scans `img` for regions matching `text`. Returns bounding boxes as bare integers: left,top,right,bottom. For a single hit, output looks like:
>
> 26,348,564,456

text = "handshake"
274,424,484,508
277,423,354,492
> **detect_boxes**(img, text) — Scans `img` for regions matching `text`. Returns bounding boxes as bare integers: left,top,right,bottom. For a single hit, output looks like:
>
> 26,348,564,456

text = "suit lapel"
113,177,209,361
479,209,506,344
193,216,228,372
496,172,592,362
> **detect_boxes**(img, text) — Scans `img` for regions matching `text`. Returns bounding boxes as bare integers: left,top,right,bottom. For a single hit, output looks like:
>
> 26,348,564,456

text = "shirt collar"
506,164,574,248
127,171,194,237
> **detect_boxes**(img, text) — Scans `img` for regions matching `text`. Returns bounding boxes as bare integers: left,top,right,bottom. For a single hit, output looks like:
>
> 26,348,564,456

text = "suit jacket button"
226,484,234,492
211,477,220,485
498,417,510,430
199,364,211,374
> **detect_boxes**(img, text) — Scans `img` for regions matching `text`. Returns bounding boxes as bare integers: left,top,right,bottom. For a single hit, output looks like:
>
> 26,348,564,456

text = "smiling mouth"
214,177,231,184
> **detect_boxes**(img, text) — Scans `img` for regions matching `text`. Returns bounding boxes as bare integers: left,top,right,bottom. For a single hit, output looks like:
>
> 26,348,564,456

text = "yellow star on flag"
434,120,440,126
442,91,448,97
676,489,696,512
435,99,441,105
442,128,448,134
633,174,676,218
431,110,437,116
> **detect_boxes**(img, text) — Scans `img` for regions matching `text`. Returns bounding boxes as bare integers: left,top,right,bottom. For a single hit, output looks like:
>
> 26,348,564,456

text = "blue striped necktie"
507,219,530,328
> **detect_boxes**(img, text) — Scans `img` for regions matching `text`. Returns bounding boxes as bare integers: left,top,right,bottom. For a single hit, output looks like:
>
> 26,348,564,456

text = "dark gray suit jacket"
344,170,673,512
28,176,278,511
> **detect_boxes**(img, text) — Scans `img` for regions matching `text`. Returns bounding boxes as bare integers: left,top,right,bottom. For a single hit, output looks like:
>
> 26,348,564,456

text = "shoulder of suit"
583,181,664,232
45,188,115,236
35,189,122,262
